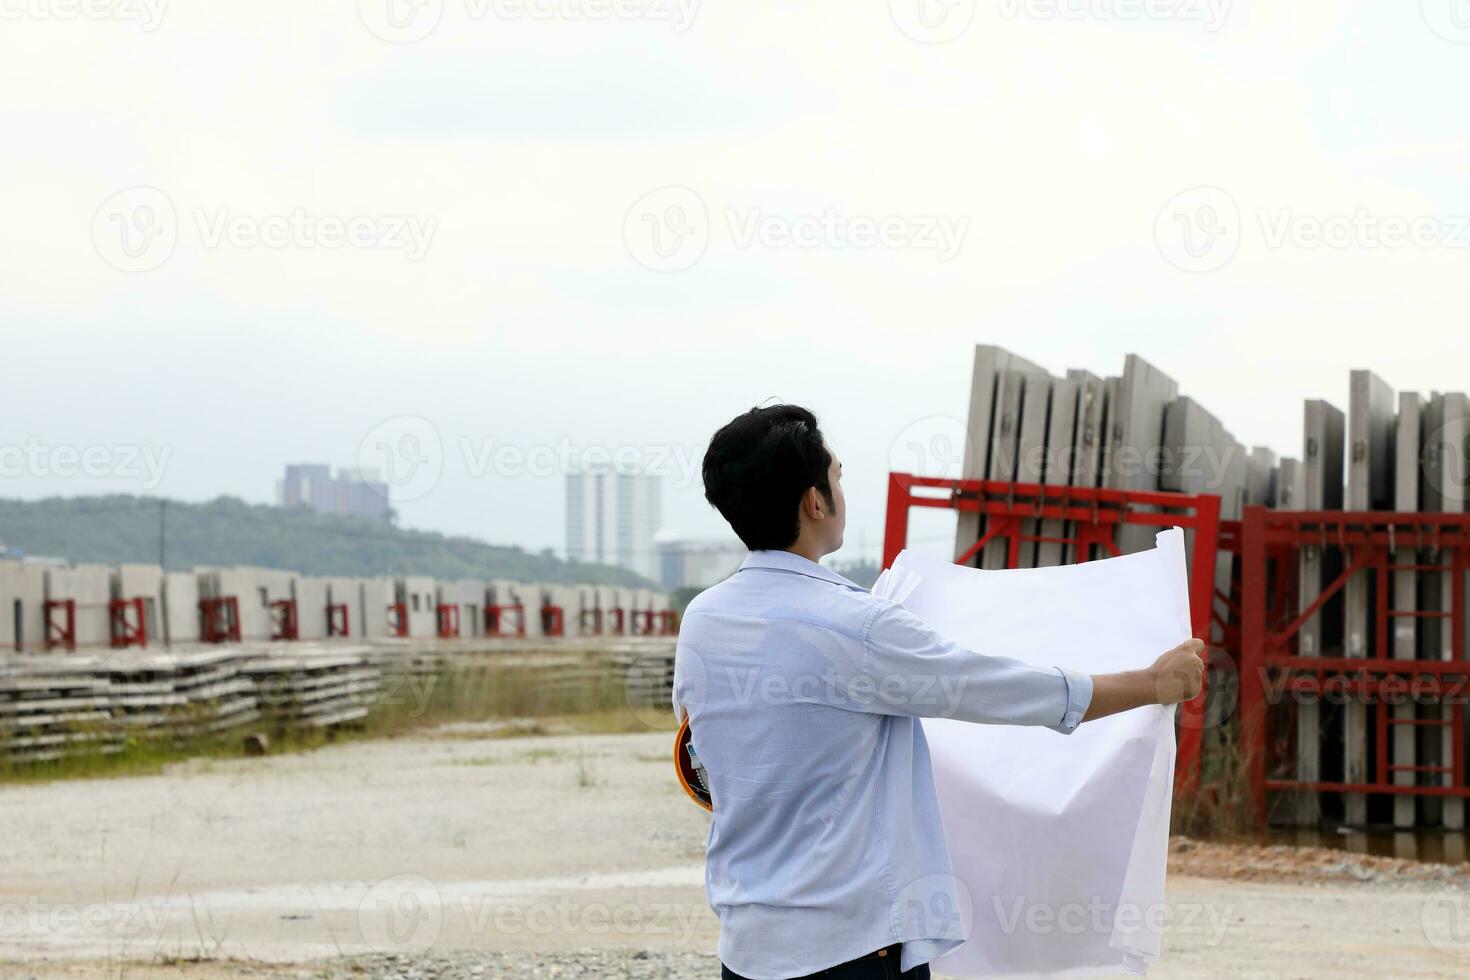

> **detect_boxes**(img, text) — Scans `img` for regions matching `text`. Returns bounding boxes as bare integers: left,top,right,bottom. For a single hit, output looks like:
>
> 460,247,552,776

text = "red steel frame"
199,596,242,643
327,602,350,638
882,472,1222,796
44,598,76,651
270,598,299,641
486,603,526,638
1235,505,1470,824
609,608,626,636
109,597,148,648
387,601,409,638
541,603,565,638
437,603,461,639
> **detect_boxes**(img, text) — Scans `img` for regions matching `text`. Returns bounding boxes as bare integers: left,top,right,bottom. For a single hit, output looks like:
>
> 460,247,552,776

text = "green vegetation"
0,494,650,586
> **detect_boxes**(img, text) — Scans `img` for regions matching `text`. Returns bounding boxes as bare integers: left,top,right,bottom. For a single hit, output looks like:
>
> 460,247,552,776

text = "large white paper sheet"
874,529,1190,978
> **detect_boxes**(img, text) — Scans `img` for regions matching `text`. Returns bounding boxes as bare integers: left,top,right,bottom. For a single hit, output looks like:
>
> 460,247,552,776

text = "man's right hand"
1148,638,1206,705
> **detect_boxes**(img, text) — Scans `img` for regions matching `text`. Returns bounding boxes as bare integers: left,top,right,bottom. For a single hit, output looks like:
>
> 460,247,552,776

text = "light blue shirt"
673,550,1093,980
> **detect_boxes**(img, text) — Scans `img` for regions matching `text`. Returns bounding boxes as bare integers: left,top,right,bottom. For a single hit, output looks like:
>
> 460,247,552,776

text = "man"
674,404,1204,980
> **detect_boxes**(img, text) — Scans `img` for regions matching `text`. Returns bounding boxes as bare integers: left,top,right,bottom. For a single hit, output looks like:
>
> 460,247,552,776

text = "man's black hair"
702,404,834,551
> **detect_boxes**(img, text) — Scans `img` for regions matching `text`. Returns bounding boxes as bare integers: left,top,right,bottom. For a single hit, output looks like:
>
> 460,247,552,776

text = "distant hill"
0,495,653,588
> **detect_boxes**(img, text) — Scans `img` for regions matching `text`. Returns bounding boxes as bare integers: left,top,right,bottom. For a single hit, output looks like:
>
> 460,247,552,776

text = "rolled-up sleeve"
860,601,1093,734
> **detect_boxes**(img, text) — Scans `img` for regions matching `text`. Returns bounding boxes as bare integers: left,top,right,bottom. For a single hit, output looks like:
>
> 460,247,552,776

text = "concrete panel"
1246,447,1278,506
1036,377,1079,568
46,564,112,648
1422,393,1469,829
955,346,1047,564
1344,370,1395,826
1063,370,1106,563
1107,356,1179,555
318,577,365,640
1391,393,1425,829
115,563,165,646
1274,457,1304,509
398,576,437,638
296,576,331,640
1294,399,1344,827
163,571,200,644
521,584,546,639
360,577,396,639
1012,373,1053,568
0,560,47,653
980,367,1028,569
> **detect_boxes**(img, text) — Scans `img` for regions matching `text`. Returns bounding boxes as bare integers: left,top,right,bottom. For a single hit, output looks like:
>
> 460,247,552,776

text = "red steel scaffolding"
1231,505,1470,824
882,472,1222,796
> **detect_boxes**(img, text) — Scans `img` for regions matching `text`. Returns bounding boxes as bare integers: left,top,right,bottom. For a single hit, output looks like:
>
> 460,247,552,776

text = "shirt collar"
738,550,867,592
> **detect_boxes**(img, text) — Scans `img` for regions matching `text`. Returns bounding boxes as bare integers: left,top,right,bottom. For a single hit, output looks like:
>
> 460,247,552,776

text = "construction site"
0,563,675,765
883,345,1470,846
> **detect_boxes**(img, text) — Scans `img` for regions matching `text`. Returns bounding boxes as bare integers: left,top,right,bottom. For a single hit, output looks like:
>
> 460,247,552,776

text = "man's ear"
806,485,826,520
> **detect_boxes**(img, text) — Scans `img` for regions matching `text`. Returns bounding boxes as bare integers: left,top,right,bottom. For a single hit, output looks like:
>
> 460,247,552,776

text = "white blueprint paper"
874,529,1190,978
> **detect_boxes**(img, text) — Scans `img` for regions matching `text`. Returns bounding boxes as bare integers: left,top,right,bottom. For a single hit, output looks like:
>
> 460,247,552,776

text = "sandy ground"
0,728,1467,978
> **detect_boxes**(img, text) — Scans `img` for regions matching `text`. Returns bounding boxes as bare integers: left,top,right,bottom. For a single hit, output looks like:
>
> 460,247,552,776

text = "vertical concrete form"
1246,447,1278,506
164,571,200,645
1274,457,1304,509
295,576,330,640
1106,355,1179,555
1296,399,1344,826
1065,370,1107,563
1036,377,1078,568
398,576,437,638
522,584,545,639
1424,393,1469,829
0,561,47,652
115,563,165,645
323,577,365,640
361,577,396,639
1345,370,1395,827
954,346,1047,566
1013,373,1052,568
980,367,1030,569
46,564,113,648
1392,393,1426,829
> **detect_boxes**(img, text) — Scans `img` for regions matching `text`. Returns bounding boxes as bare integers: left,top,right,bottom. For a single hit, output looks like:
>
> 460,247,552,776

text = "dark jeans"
721,944,930,980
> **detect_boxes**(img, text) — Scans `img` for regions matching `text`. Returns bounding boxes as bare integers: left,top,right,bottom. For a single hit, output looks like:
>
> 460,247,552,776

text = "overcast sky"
4,1,1469,565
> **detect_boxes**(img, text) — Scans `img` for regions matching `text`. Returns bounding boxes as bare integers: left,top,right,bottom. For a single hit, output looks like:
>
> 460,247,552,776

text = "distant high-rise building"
566,466,662,580
655,534,747,590
277,464,392,523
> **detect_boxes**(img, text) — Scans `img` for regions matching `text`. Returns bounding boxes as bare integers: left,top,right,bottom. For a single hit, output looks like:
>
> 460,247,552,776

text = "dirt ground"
1,726,1467,979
